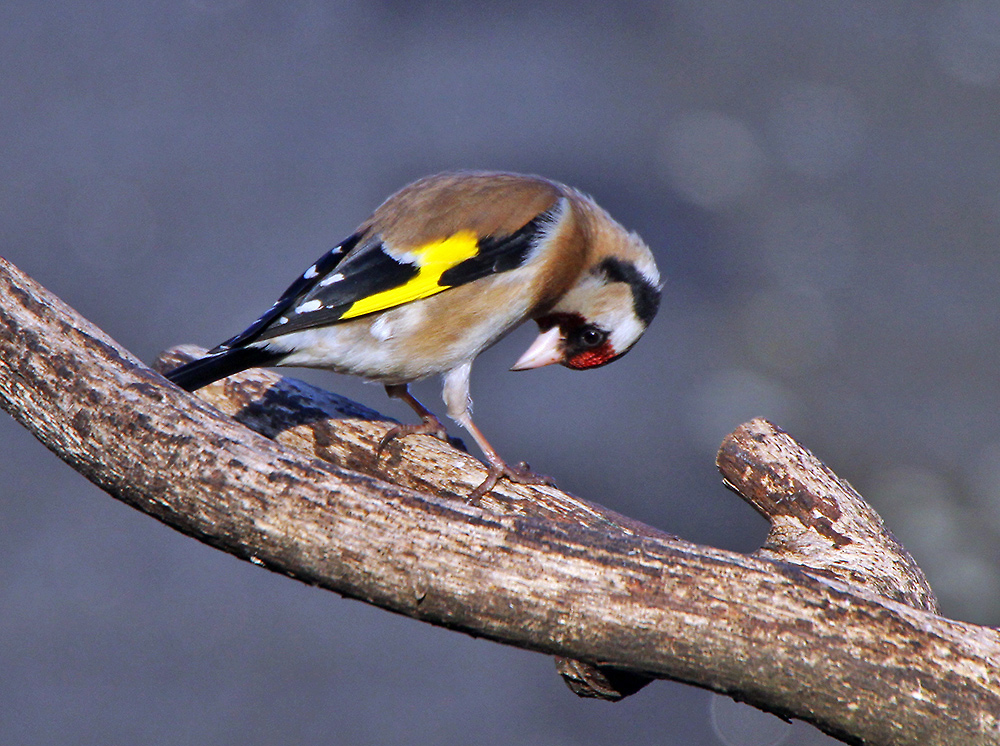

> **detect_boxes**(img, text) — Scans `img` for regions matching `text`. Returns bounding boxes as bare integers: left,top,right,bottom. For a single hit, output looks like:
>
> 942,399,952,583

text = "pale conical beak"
511,326,564,370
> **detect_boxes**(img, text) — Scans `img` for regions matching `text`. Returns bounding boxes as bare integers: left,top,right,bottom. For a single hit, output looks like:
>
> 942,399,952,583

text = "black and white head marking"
594,256,661,328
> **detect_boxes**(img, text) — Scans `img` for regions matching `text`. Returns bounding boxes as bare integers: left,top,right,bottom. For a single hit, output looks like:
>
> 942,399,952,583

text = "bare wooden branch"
1,255,999,746
154,345,660,700
153,346,677,542
718,420,939,613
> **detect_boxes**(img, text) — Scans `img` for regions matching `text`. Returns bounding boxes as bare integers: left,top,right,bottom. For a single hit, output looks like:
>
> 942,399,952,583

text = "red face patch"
563,342,618,370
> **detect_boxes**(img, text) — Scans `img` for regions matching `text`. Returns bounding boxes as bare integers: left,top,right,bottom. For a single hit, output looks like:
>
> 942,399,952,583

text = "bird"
165,171,661,499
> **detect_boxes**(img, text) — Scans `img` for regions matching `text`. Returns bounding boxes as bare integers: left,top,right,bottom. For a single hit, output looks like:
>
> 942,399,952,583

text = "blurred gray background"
2,1,998,744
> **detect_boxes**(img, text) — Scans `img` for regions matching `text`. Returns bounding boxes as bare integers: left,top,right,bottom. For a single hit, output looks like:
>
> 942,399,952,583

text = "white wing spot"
295,299,322,314
319,272,345,287
303,264,318,279
277,316,289,325
370,315,393,341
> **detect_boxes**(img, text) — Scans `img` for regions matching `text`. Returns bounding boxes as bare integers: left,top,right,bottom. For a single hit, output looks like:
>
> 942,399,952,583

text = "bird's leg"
438,361,555,501
377,384,450,457
456,414,557,502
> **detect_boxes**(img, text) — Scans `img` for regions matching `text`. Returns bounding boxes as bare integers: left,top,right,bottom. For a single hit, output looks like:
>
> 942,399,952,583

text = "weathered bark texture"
1,256,998,746
718,423,939,612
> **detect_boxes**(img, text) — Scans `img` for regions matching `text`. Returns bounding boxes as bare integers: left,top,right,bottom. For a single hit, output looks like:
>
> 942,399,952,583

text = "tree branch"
1,256,997,746
718,420,939,613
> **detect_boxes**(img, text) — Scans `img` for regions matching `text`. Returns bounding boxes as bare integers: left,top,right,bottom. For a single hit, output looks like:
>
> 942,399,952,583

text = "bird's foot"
376,415,450,458
469,460,557,503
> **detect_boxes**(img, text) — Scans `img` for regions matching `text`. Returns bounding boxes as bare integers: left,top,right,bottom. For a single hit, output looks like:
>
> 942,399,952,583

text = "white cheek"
607,310,645,355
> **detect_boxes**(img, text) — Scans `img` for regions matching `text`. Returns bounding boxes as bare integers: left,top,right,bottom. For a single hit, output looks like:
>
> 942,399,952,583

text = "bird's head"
511,251,661,372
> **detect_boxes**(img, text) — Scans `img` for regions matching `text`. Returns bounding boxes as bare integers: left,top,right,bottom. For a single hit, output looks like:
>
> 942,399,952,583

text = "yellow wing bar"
339,230,480,320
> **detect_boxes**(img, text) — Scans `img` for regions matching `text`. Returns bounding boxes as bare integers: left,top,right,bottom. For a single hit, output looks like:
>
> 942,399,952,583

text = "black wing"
164,212,551,391
247,209,552,343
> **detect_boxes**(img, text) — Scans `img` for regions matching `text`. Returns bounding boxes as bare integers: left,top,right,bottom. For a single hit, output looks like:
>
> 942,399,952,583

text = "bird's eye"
575,325,608,350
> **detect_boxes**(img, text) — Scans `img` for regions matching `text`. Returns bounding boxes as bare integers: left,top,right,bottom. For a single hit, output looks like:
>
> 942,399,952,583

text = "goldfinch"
166,171,661,499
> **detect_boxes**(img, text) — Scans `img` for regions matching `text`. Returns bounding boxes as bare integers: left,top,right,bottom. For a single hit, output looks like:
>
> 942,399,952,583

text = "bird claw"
508,461,556,486
376,418,450,458
468,460,557,503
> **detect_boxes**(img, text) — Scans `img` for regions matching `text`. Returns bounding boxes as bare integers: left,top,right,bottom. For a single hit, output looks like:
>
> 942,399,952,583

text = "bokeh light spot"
660,111,767,207
710,694,791,746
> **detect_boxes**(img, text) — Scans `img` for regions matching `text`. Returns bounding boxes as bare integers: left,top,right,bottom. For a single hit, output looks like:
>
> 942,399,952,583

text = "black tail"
165,345,284,392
